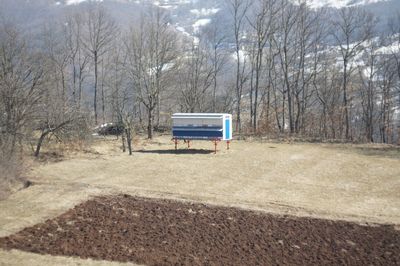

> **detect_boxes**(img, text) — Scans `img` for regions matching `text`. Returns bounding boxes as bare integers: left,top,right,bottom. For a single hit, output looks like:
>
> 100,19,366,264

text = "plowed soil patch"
0,195,399,265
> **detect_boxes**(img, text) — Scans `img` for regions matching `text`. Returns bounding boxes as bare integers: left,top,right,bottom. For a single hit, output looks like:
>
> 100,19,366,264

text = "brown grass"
0,135,399,265
0,152,26,200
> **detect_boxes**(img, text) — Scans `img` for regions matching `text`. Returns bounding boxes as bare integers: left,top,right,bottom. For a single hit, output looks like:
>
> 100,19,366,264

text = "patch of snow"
148,63,175,75
66,0,103,5
190,8,220,17
193,18,211,33
376,43,400,55
176,26,185,32
292,0,390,9
232,49,248,63
193,36,199,45
159,5,176,9
176,26,191,37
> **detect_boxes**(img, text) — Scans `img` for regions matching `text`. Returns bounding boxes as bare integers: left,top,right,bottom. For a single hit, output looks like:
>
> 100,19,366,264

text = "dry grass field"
0,136,399,265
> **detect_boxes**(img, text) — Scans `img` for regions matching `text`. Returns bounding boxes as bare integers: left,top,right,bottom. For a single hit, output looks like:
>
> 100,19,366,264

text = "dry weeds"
0,135,399,265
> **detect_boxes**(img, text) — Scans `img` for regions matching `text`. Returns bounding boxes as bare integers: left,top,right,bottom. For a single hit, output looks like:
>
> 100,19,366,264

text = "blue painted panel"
173,126,222,130
173,129,223,140
225,119,230,139
173,136,221,140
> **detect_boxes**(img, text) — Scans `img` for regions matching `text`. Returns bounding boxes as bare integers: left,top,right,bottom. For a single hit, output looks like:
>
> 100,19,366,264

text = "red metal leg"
214,140,218,154
227,140,230,150
187,140,190,148
174,138,178,150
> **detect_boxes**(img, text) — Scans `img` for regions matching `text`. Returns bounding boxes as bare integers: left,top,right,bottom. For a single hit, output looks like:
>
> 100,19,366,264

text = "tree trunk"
73,64,77,104
156,95,161,129
282,91,286,134
236,99,242,137
212,46,218,113
249,67,254,128
94,50,98,124
147,108,153,139
126,129,132,155
101,59,105,123
343,59,350,140
265,86,270,133
253,50,262,132
295,92,301,134
322,106,327,138
78,68,83,110
273,87,281,132
283,44,294,134
235,16,242,139
34,131,49,157
121,131,126,153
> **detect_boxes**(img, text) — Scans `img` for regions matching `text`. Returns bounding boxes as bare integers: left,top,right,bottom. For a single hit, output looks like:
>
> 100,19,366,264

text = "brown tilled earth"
1,195,399,266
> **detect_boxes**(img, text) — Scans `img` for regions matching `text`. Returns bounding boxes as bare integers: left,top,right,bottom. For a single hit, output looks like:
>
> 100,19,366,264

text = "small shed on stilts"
171,113,233,154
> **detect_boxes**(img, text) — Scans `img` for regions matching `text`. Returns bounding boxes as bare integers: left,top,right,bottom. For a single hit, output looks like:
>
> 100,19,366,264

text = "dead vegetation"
0,154,28,200
0,136,399,264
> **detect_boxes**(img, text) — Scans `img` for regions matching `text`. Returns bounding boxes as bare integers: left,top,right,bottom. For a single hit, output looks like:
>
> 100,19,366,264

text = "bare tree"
357,37,379,142
34,21,88,157
274,0,298,134
203,22,227,113
314,51,342,139
125,8,178,139
247,0,278,132
375,53,398,144
65,12,89,109
114,77,136,155
3,0,400,149
81,4,118,124
104,41,137,154
331,7,374,140
226,0,251,137
41,22,70,107
178,41,214,112
388,13,400,141
0,23,44,157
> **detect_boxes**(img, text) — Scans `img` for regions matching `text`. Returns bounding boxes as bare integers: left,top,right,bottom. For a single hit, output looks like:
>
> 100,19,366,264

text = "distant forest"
1,0,400,162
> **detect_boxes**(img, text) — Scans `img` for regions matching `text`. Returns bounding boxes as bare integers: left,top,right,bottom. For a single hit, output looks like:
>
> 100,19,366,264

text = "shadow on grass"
324,144,400,159
135,149,215,155
36,151,65,163
351,146,400,159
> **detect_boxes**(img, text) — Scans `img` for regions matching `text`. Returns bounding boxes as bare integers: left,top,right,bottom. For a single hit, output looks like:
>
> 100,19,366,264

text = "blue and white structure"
171,113,233,153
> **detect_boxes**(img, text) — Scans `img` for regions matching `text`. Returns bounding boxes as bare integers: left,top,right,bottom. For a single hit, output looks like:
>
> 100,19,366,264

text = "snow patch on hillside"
190,8,219,17
193,18,211,33
294,0,390,9
66,0,103,5
376,43,400,54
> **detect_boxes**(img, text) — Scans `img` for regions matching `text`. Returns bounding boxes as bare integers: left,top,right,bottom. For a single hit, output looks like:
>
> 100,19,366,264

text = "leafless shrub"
0,151,26,199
